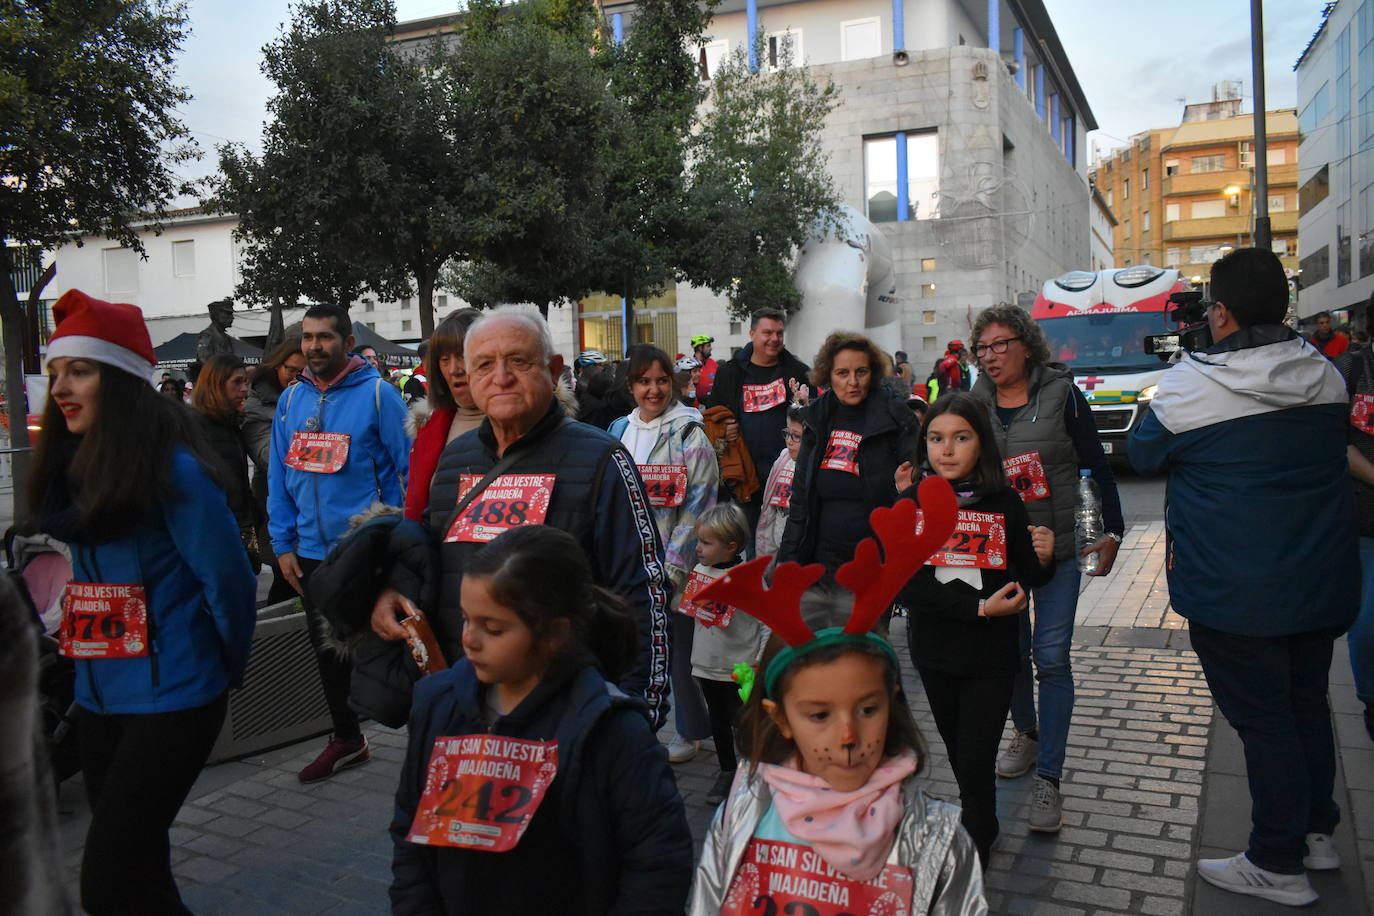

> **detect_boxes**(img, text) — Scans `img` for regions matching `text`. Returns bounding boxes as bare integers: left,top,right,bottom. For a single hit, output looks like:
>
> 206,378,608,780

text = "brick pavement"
53,522,1374,913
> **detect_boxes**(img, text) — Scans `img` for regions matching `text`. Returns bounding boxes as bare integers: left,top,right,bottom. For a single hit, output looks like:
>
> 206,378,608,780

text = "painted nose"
840,719,857,748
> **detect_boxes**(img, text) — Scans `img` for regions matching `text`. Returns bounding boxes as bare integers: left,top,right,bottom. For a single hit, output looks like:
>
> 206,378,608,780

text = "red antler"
695,556,826,647
836,475,959,635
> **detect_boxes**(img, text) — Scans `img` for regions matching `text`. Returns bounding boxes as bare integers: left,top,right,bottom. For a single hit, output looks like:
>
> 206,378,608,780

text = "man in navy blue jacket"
1130,248,1358,907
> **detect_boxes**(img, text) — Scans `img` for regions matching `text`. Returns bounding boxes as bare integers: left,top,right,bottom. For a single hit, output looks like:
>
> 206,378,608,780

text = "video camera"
1144,290,1214,359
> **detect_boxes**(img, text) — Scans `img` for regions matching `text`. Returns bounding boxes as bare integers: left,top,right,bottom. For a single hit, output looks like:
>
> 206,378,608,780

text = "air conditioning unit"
207,599,335,763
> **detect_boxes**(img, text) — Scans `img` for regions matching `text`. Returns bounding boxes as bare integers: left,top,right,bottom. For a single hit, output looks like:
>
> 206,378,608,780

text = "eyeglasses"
781,430,801,443
971,337,1022,358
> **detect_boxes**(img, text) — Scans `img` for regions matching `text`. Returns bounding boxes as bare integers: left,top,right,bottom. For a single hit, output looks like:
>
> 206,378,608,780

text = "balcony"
1162,162,1299,198
1162,210,1298,242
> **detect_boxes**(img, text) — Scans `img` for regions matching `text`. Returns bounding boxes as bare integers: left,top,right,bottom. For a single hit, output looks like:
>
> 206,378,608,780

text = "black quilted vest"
425,399,623,659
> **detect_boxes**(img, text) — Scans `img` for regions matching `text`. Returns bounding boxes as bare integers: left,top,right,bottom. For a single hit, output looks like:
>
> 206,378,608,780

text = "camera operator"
1128,247,1358,907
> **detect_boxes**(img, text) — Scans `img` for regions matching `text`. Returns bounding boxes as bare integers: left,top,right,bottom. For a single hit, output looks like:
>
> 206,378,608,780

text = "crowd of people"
16,244,1370,913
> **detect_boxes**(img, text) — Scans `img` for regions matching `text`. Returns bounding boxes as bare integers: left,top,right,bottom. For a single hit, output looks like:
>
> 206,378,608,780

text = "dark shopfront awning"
282,319,417,369
154,333,264,370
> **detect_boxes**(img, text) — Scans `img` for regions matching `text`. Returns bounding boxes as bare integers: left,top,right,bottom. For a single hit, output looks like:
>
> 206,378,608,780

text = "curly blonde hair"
808,331,892,390
970,304,1053,367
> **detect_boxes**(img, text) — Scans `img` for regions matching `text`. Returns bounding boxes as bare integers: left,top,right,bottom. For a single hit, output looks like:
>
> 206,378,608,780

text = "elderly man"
373,308,672,726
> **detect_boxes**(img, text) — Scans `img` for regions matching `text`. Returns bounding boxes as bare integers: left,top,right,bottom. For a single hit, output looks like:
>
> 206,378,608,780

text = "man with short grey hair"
373,309,672,726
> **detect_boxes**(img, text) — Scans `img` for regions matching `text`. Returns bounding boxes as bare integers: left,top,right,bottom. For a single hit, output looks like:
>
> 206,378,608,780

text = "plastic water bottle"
1075,469,1103,574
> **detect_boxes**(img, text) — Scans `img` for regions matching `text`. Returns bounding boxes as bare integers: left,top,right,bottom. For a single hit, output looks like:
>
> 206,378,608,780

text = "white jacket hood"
1151,326,1348,435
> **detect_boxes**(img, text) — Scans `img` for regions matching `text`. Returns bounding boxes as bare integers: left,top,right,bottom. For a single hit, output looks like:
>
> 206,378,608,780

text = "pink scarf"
758,750,918,881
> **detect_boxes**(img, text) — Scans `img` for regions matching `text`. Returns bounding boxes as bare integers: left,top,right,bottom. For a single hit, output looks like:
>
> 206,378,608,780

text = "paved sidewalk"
53,522,1374,913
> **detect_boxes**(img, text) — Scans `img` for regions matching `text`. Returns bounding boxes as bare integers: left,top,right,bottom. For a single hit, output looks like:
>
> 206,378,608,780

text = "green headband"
763,627,901,700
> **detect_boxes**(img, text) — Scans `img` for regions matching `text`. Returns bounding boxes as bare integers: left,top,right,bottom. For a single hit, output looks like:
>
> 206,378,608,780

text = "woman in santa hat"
29,289,257,915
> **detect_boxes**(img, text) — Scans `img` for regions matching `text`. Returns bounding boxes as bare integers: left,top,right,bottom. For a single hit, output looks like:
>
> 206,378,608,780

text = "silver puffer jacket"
689,767,987,916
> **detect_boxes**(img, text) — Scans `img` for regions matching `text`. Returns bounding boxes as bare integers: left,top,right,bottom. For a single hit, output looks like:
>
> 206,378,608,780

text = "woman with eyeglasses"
608,344,719,764
244,335,305,603
968,304,1125,837
776,331,919,575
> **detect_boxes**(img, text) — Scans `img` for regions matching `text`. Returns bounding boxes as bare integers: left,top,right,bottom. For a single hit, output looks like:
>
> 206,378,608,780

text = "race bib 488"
446,474,556,543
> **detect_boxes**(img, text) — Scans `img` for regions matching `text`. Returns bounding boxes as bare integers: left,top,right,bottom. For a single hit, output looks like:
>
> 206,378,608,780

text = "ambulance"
1031,266,1189,457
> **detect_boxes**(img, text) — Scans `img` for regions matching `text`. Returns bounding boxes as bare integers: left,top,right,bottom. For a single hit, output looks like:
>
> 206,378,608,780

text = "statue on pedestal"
195,298,236,365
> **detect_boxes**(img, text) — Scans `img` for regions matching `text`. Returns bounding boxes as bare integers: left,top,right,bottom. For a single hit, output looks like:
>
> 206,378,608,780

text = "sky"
169,0,1330,183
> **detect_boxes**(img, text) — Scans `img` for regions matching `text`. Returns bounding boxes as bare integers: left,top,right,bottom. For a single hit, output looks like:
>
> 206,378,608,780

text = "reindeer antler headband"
698,475,959,698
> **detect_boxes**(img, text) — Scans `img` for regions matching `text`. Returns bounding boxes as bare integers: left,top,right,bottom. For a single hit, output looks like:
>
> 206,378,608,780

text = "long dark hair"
737,586,926,776
30,362,211,542
915,392,1006,490
463,525,638,679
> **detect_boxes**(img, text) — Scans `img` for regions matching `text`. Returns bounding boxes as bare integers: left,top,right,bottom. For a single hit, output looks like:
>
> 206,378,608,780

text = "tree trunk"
264,297,286,354
24,261,55,374
0,245,33,526
418,268,436,339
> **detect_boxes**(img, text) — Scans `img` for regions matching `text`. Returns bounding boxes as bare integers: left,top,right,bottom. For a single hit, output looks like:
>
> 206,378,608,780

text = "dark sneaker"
1197,853,1318,906
1027,775,1062,833
298,735,370,784
705,770,735,806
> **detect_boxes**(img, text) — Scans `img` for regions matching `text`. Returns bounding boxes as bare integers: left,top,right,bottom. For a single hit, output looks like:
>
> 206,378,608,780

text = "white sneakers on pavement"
1303,832,1340,871
667,736,700,764
1027,775,1063,833
997,731,1038,779
1196,853,1319,907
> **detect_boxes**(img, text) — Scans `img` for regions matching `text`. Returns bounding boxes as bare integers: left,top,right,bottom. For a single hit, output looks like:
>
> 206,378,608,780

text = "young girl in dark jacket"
896,392,1055,866
390,525,693,915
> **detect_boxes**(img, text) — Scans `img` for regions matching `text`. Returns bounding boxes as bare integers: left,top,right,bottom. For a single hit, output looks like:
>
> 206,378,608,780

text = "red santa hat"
47,290,156,380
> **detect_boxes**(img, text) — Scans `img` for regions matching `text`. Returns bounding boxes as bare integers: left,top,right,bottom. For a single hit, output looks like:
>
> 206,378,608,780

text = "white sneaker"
667,736,700,764
997,731,1038,778
1197,853,1318,906
1303,832,1340,870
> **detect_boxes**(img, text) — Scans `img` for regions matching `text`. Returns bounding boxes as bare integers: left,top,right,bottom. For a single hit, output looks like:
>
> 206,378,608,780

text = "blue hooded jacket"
68,448,257,715
268,358,410,560
1128,326,1358,636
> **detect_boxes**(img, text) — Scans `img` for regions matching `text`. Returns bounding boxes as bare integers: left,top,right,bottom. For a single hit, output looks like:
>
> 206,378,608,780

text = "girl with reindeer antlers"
688,475,987,916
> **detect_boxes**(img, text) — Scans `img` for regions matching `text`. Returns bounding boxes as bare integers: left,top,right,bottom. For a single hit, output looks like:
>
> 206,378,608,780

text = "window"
1301,244,1330,286
1124,219,1131,237
401,298,412,310
921,257,937,271
1273,238,1291,256
1189,244,1227,264
1106,189,1113,208
1165,159,1180,176
1363,183,1374,277
1269,195,1286,212
922,310,936,324
402,320,413,332
364,300,375,312
863,131,939,222
698,39,728,80
1142,168,1150,189
923,336,937,351
1166,248,1182,267
1191,155,1226,174
729,320,742,335
171,240,195,278
1166,203,1180,222
1192,199,1226,220
1143,252,1152,264
1268,148,1287,166
1339,201,1352,286
1142,211,1151,231
366,322,377,330
920,283,936,297
1123,178,1130,199
437,295,448,308
1299,81,1330,134
840,17,881,61
767,29,802,70
102,247,138,294
1239,141,1254,169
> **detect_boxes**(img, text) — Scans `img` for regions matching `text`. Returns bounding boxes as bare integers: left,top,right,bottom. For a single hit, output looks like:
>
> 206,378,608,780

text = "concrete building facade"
1296,0,1374,325
1089,181,1117,272
1091,94,1299,294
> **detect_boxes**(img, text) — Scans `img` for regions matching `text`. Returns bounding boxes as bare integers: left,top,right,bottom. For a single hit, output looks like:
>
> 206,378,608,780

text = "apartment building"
1296,0,1374,324
1092,93,1299,292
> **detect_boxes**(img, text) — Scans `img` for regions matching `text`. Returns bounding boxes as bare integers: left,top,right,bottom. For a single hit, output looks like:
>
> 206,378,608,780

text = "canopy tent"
282,319,417,369
154,333,264,370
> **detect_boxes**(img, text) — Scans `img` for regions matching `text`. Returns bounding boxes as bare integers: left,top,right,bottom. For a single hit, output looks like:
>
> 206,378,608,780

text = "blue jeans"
1189,620,1341,874
1351,538,1374,704
1009,562,1080,781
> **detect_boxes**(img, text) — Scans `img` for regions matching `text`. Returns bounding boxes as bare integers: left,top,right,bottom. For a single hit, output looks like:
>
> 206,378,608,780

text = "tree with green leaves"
212,0,456,335
0,0,197,521
679,36,842,319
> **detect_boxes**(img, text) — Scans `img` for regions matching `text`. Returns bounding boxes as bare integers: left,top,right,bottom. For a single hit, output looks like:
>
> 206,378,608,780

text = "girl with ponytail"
390,525,694,915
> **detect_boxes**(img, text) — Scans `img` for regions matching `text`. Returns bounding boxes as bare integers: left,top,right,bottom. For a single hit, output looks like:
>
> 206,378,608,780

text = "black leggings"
916,666,1015,867
697,677,743,773
299,556,361,742
79,693,228,915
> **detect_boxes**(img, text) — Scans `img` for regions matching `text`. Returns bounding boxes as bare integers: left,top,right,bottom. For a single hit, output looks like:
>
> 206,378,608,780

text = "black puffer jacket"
776,386,920,567
390,655,693,915
308,509,441,727
191,410,257,533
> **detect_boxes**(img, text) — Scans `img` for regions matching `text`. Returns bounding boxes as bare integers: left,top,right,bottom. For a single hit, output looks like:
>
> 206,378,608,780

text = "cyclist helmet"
674,355,702,372
575,349,608,367
689,334,714,348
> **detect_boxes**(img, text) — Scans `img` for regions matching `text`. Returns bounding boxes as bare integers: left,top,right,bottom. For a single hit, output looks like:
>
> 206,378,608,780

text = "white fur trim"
47,335,154,380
